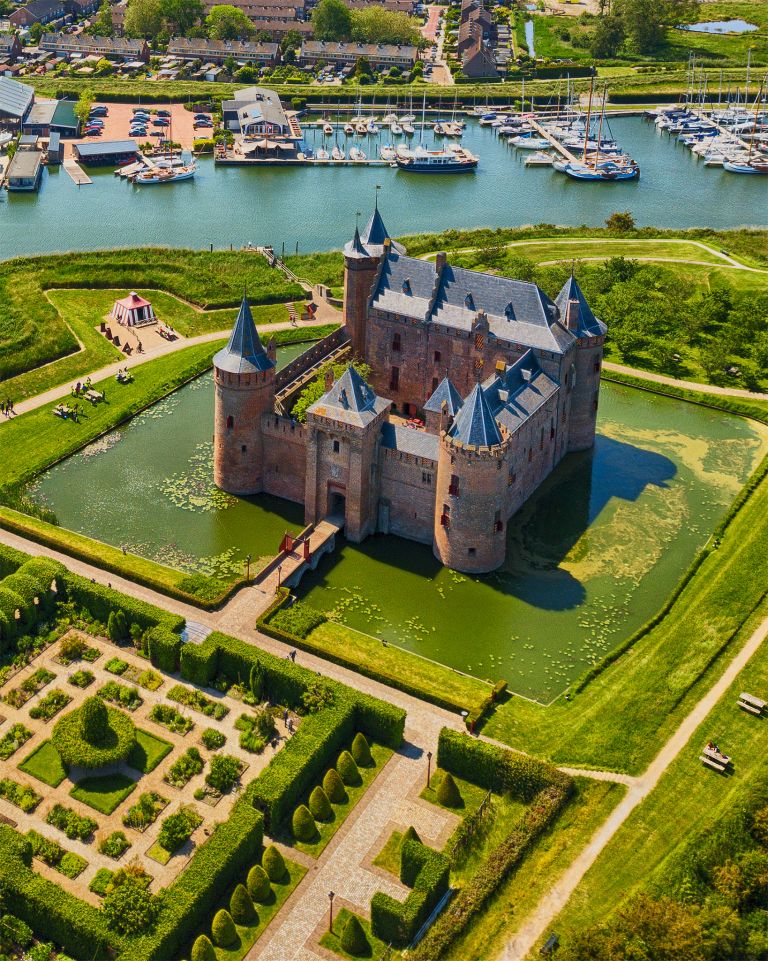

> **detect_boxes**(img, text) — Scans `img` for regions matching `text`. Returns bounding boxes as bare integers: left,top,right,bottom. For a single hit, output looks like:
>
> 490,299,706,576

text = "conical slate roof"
214,296,274,374
360,206,390,247
344,225,370,260
448,383,503,448
324,366,376,413
555,275,606,338
344,206,405,258
424,377,464,416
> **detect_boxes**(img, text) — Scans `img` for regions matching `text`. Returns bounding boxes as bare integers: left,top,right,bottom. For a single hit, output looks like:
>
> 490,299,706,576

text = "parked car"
157,109,171,117
152,119,169,127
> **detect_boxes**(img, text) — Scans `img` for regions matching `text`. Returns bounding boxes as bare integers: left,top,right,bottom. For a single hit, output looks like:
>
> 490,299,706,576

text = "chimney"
324,369,335,392
565,298,580,331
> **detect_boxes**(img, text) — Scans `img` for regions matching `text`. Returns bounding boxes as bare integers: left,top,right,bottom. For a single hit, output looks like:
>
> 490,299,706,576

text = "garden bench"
738,692,765,715
700,755,726,772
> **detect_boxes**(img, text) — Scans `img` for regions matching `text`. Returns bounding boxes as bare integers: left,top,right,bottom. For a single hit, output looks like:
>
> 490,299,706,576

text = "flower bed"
46,803,97,842
0,723,32,760
28,830,88,879
149,703,193,735
164,747,204,789
98,680,143,712
122,791,169,832
3,668,56,708
99,831,131,859
167,684,228,721
0,776,41,813
29,688,72,721
68,669,95,689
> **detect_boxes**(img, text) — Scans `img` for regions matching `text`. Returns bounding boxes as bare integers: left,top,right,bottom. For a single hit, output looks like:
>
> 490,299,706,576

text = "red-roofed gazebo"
112,292,156,328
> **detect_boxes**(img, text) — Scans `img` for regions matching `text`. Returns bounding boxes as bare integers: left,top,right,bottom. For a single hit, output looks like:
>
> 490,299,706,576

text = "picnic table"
700,744,731,772
738,692,766,716
85,389,103,404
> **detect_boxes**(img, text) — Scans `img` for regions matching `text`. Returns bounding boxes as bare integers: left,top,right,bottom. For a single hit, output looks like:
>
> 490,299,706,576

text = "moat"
30,359,768,703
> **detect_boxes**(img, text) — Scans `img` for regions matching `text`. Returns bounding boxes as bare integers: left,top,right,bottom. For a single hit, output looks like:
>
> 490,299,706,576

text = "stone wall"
342,254,379,359
262,414,308,504
379,448,437,544
213,366,275,495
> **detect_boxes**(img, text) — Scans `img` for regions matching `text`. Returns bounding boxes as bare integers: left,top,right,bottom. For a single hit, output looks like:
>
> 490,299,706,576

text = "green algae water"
31,375,768,702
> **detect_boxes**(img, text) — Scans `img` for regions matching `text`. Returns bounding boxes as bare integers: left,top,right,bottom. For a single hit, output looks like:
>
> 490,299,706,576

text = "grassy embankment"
539,598,768,953
0,249,308,403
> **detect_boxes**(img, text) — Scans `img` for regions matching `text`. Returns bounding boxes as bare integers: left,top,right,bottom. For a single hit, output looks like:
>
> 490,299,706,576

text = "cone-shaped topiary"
191,934,216,961
247,864,272,903
403,825,421,844
230,883,256,924
292,803,317,841
323,768,347,803
309,785,332,821
262,844,287,882
337,750,361,786
81,695,108,740
340,914,370,956
351,732,373,767
211,909,237,947
436,771,462,808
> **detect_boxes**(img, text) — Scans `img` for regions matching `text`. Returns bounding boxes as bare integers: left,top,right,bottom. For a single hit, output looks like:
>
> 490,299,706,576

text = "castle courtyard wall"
262,414,308,504
379,448,437,543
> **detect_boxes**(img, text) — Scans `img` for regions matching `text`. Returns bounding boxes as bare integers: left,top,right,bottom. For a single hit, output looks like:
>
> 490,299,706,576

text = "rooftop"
74,139,138,157
448,382,503,448
0,76,34,119
310,366,390,428
214,296,274,375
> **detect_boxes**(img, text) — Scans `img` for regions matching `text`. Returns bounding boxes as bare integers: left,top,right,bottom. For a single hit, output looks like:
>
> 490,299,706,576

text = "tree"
206,4,253,39
262,844,287,882
605,211,636,233
436,771,462,807
29,21,44,43
589,14,624,57
160,0,203,34
337,750,361,786
354,55,372,78
292,803,317,841
247,864,272,902
89,0,114,36
191,935,217,961
123,0,163,38
211,909,237,948
102,870,160,935
249,662,265,701
206,754,241,793
613,0,699,54
309,785,332,821
230,883,256,924
80,695,108,741
311,0,352,40
73,88,94,126
340,914,369,956
323,768,346,803
159,809,195,852
350,6,420,45
351,732,372,767
700,340,728,380
280,28,302,53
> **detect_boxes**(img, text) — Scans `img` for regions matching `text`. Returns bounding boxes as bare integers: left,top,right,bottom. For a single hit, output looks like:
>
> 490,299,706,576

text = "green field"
70,774,137,815
18,741,67,787
127,729,173,775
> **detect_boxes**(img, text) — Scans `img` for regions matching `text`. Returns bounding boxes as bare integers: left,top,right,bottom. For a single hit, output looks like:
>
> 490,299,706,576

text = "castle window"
468,547,476,557
474,333,484,351
475,358,484,372
241,445,247,453
434,350,441,363
449,474,460,496
528,449,532,463
432,377,439,394
402,278,411,295
540,427,544,450
392,332,401,352
465,292,474,310
494,510,503,533
594,360,601,374
226,415,234,430
504,302,515,321
422,472,432,484
333,440,340,454
390,366,400,391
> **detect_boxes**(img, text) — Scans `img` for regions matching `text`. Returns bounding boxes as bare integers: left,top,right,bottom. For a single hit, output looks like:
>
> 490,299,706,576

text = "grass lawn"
127,728,173,774
18,741,67,787
319,907,392,961
660,2,768,65
482,436,768,776
281,744,393,859
439,778,625,961
420,768,491,817
70,774,137,815
373,829,404,876
208,856,307,961
541,621,768,954
146,840,172,865
302,622,492,715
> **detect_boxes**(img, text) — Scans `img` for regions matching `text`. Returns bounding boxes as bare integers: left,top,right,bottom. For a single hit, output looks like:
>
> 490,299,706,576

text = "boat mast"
582,74,594,162
594,83,606,168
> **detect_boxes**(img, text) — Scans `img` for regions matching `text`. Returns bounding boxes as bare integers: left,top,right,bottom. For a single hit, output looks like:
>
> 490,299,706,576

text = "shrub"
206,754,241,794
191,934,217,961
262,844,287,882
351,732,372,767
201,728,226,750
102,869,160,935
436,772,462,808
52,699,136,769
159,807,200,853
59,635,86,663
108,609,129,643
46,804,97,842
168,685,228,720
323,768,346,803
269,602,326,638
147,625,181,673
99,831,131,859
123,791,167,831
165,747,204,788
230,883,255,924
292,804,317,841
309,785,332,821
247,865,271,902
249,662,265,701
211,909,237,947
337,751,361,787
340,914,369,956
148,703,193,735
403,825,421,844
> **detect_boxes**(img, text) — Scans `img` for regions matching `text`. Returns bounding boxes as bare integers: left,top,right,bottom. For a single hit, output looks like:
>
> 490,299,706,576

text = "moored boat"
395,145,478,173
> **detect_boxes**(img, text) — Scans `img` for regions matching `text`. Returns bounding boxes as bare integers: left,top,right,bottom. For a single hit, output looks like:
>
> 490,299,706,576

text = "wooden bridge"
255,517,342,594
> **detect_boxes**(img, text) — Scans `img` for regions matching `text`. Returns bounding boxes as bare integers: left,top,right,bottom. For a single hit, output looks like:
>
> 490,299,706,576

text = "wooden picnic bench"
700,754,727,772
738,692,766,716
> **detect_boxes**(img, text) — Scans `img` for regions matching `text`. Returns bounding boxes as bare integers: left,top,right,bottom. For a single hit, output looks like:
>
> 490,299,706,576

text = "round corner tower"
213,297,276,495
432,385,512,575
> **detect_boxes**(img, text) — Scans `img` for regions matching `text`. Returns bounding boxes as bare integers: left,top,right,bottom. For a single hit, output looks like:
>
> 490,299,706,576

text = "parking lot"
73,101,206,153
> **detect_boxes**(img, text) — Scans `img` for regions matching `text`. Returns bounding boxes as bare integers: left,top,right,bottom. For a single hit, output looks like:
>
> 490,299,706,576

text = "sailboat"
379,143,396,161
133,115,196,185
391,121,403,136
723,81,768,173
349,145,366,161
561,80,639,181
331,111,345,160
323,121,334,135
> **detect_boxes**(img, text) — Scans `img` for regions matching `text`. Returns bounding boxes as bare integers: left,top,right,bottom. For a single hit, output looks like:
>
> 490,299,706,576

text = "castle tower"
213,295,276,495
342,202,405,360
433,383,512,574
556,276,607,452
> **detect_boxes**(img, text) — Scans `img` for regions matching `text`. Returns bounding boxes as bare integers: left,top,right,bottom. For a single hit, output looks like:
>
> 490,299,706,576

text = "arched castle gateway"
213,207,606,574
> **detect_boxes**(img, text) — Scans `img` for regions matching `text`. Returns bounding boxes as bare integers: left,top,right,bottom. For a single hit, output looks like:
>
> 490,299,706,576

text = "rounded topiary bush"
52,697,136,769
309,785,332,821
292,804,317,841
340,914,369,956
323,768,346,803
436,771,462,808
337,750,361,786
191,934,216,961
230,883,256,924
262,844,287,882
351,732,373,767
211,909,237,948
247,864,272,903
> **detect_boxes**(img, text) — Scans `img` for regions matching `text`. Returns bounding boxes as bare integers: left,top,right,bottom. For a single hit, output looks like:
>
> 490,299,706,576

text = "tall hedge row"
371,840,450,948
59,571,185,636
437,728,567,802
0,543,27,579
0,826,116,959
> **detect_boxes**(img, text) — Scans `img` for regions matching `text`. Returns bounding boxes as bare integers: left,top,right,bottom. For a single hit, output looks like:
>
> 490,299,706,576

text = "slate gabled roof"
345,225,370,260
213,296,274,374
0,76,34,120
448,383,503,448
555,275,607,338
424,377,463,416
483,350,560,436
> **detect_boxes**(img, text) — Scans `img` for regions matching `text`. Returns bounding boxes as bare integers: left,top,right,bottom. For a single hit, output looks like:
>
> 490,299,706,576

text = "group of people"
1,399,15,417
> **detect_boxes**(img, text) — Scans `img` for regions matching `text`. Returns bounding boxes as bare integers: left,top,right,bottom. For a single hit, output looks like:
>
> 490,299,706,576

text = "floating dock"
63,159,92,185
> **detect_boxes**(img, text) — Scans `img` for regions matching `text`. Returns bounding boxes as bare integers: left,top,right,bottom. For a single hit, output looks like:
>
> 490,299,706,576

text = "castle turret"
555,276,607,452
213,295,275,495
433,383,511,574
342,203,405,360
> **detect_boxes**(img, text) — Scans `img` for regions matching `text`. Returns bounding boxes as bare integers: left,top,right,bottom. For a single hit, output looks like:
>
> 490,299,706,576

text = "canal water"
2,117,766,263
30,371,768,703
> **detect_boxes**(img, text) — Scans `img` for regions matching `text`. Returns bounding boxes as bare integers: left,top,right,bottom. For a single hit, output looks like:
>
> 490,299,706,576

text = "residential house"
299,40,417,71
167,37,279,65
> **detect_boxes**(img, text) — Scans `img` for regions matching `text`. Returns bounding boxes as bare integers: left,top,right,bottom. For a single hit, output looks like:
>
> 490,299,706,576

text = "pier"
690,108,753,151
62,159,92,185
525,117,581,163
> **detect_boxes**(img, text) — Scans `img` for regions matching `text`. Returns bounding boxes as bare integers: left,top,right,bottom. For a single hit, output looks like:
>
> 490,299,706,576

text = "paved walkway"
501,607,768,960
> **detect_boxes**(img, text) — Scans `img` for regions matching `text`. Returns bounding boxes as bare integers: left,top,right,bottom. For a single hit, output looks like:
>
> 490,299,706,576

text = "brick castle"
213,207,606,573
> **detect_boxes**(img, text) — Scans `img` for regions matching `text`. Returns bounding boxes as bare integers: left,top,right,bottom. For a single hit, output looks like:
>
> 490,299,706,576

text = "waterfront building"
213,207,606,573
73,139,139,165
22,98,79,137
39,33,150,61
0,76,34,128
6,143,42,190
167,37,279,66
112,292,156,328
299,40,418,71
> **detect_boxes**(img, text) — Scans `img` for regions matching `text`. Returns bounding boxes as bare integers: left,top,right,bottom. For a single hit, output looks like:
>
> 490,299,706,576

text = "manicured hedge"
0,586,23,643
436,728,566,803
0,543,27,579
148,625,181,673
59,571,185,637
179,641,219,687
1,572,41,630
371,839,450,948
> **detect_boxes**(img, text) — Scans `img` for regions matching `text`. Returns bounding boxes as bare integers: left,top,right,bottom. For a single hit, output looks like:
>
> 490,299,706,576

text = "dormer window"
340,388,348,408
464,291,474,310
505,302,515,320
402,279,411,295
